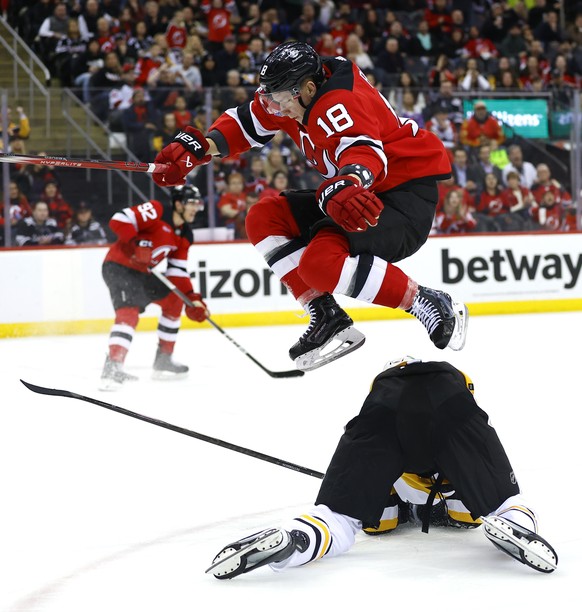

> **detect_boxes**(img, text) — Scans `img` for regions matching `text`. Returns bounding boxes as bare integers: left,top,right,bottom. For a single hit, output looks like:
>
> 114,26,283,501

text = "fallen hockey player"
207,357,557,578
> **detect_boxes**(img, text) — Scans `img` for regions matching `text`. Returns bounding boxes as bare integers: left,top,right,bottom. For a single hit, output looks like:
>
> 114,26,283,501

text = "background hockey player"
100,185,209,390
207,357,558,579
151,41,468,371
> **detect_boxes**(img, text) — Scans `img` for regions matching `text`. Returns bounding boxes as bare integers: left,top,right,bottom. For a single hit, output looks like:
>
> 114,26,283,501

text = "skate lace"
301,302,319,339
410,296,441,335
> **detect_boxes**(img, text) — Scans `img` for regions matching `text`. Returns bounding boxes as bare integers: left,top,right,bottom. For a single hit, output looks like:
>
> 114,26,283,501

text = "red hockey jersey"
104,200,194,294
207,57,451,193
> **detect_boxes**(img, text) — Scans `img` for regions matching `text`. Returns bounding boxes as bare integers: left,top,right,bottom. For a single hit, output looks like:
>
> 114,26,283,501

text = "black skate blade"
295,327,366,371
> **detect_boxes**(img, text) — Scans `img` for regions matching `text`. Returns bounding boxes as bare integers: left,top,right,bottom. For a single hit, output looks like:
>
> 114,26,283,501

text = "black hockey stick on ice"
151,268,304,379
20,380,324,479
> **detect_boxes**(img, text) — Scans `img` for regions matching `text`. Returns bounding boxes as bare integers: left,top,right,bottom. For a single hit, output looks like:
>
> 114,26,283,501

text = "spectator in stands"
499,170,535,230
480,1,514,44
427,54,457,88
89,51,132,121
440,27,467,60
127,21,154,58
93,16,117,54
426,109,457,150
72,38,104,103
472,143,503,190
53,18,89,87
215,35,240,73
462,25,498,66
530,189,564,231
172,95,194,130
14,200,65,247
133,41,165,88
165,9,188,57
502,144,537,188
460,57,493,91
475,172,505,231
425,0,453,41
148,64,184,110
459,101,505,150
566,11,582,46
262,148,289,183
0,181,32,246
534,10,564,49
450,147,480,199
495,68,521,90
206,0,233,53
399,91,426,128
122,87,160,162
40,180,74,233
37,1,71,71
144,0,168,38
65,201,109,246
519,55,549,90
345,33,374,71
498,21,528,59
489,138,511,171
244,156,269,196
434,188,477,235
376,37,406,79
424,79,464,126
200,54,223,87
408,19,437,59
153,112,179,153
0,106,30,152
77,0,107,39
259,170,290,201
217,171,248,238
530,163,572,209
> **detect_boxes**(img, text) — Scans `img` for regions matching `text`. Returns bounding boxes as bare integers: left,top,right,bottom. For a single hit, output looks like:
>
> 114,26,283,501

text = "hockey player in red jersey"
100,185,209,390
206,358,558,579
151,41,468,371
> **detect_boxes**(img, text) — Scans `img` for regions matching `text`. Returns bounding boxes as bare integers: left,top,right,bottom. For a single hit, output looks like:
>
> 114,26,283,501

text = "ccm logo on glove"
316,177,384,233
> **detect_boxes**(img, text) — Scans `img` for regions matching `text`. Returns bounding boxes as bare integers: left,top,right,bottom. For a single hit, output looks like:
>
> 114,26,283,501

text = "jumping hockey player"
100,185,209,390
151,41,468,371
207,358,558,578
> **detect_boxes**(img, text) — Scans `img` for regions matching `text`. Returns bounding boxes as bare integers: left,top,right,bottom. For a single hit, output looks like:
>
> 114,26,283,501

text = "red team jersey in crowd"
104,200,194,294
207,57,451,193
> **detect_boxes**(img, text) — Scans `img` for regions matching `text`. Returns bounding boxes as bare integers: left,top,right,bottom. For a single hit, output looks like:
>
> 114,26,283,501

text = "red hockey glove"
185,292,209,322
152,126,212,187
316,177,384,232
132,239,153,264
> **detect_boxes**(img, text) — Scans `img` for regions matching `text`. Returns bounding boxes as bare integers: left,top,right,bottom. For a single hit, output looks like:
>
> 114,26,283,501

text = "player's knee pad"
156,292,183,318
245,195,300,245
298,228,350,292
115,306,139,328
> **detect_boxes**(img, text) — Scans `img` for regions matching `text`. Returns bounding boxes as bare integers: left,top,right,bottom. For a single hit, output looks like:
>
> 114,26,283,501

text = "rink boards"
1,232,581,337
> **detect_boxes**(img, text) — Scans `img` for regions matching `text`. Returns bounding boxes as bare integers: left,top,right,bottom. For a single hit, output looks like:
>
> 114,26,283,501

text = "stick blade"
20,379,73,397
269,369,305,378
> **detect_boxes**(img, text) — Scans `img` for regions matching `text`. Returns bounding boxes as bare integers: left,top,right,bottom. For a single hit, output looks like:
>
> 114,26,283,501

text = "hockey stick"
20,380,324,479
0,152,168,174
151,268,305,379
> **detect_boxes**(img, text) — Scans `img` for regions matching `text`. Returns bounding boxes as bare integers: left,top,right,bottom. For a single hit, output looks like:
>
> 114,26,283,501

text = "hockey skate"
406,286,468,351
99,356,138,391
152,349,189,380
206,528,309,580
482,515,558,573
289,293,365,371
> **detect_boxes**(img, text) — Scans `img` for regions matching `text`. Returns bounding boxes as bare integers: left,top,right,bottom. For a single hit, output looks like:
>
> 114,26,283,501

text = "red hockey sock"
158,339,175,354
109,307,139,363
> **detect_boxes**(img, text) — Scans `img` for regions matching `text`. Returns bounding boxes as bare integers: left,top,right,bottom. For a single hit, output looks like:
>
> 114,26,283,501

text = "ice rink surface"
1,311,580,611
